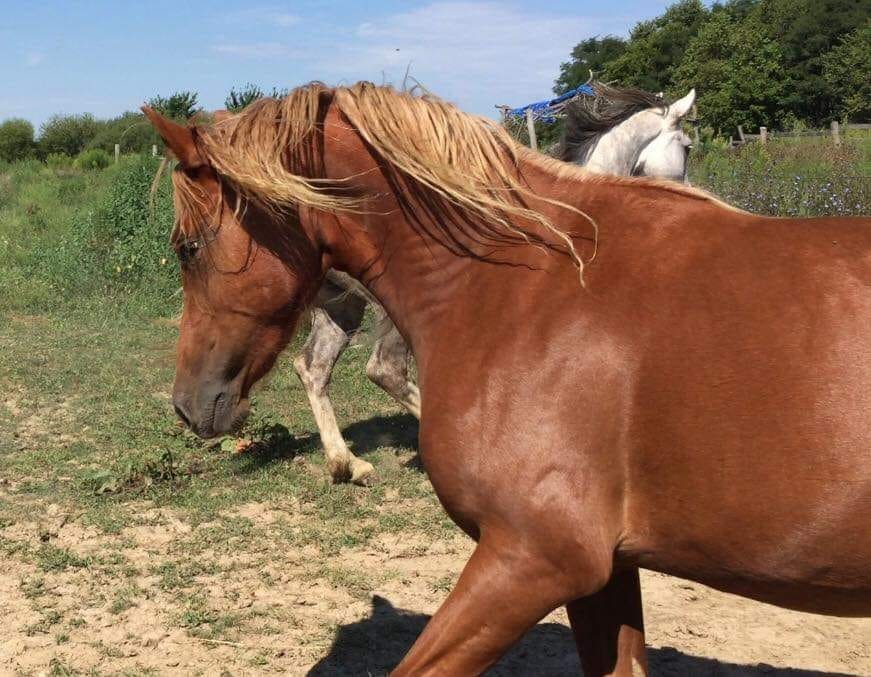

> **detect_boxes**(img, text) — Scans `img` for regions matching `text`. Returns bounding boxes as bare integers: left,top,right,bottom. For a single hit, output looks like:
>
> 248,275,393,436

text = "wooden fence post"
737,125,746,143
152,144,158,157
114,144,120,164
759,126,767,144
831,120,841,146
525,108,538,151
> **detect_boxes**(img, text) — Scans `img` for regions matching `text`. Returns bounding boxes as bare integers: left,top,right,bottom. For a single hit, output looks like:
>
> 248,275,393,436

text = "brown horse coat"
144,83,870,676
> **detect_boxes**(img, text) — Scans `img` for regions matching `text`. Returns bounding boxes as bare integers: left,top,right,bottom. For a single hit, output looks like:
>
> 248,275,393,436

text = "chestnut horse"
144,82,871,676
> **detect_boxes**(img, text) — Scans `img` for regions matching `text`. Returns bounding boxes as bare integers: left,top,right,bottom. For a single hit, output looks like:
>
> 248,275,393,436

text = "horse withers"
145,82,870,676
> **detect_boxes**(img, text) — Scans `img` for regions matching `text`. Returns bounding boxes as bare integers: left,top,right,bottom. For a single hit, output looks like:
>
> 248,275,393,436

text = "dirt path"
1,502,868,676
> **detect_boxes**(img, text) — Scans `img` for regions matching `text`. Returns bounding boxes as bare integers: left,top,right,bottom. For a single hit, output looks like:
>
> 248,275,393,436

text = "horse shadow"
307,595,854,677
342,412,419,456
230,413,420,474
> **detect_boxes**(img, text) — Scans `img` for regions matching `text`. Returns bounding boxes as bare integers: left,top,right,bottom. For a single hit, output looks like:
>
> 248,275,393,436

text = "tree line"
0,85,282,164
555,0,870,134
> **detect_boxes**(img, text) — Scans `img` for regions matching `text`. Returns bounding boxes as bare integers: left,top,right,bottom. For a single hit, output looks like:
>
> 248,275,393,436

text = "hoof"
349,457,376,486
327,457,352,484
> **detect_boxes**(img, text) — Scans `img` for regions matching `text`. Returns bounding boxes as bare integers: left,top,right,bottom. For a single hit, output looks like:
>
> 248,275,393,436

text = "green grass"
689,131,870,216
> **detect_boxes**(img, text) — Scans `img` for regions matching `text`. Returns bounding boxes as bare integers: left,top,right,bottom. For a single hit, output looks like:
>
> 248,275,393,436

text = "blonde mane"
175,81,731,277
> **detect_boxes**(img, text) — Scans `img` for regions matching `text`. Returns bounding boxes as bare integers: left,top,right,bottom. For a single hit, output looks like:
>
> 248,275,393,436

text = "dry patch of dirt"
2,389,82,449
0,502,868,676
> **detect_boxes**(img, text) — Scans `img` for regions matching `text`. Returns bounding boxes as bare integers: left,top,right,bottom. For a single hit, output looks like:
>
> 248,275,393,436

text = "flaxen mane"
558,82,666,163
174,82,596,278
171,81,730,278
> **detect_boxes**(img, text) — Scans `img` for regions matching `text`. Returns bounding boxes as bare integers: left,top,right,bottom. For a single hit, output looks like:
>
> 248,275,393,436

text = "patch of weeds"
109,583,142,614
178,593,242,640
314,564,375,600
55,631,70,644
0,534,30,558
79,504,127,534
178,593,218,629
20,574,46,599
81,448,182,496
190,516,256,553
25,607,62,635
37,543,91,572
47,657,79,676
431,573,455,593
152,558,218,591
249,652,271,667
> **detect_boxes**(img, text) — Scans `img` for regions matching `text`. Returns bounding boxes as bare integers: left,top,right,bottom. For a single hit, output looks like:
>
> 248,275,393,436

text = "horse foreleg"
391,539,595,676
566,567,647,677
293,308,375,485
366,320,421,419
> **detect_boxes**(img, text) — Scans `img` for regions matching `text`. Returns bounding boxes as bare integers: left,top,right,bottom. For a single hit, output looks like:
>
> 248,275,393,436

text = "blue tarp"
507,83,594,123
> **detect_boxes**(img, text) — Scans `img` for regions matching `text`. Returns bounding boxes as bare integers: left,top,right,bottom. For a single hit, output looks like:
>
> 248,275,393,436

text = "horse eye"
177,239,201,265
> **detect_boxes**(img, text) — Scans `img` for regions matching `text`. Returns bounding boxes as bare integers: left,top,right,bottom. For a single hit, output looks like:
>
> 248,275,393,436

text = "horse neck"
583,111,662,176
314,122,607,355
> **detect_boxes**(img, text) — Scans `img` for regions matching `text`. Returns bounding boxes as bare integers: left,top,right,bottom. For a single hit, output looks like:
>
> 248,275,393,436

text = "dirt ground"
1,498,868,677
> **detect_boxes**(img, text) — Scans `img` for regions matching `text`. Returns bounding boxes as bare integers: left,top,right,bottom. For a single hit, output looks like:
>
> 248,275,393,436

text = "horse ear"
141,106,205,169
668,89,696,124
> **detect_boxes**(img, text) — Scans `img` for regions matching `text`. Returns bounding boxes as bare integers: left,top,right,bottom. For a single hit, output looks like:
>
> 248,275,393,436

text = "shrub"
225,83,289,111
45,153,73,170
0,118,35,162
147,91,199,120
86,112,161,155
73,154,176,298
690,136,870,217
74,148,110,170
39,113,101,157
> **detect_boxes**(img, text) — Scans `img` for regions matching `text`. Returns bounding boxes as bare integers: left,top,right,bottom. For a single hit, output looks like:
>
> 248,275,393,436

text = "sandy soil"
0,502,868,676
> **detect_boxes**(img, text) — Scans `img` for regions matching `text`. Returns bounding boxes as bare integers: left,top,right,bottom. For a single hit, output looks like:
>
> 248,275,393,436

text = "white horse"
559,82,696,182
295,84,698,485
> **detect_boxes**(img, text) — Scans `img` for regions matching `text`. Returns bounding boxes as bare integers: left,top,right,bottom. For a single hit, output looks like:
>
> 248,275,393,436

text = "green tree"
606,0,710,92
554,36,627,94
823,23,871,122
0,118,35,162
754,0,871,125
225,84,290,111
672,8,785,133
86,112,161,154
39,114,100,157
147,91,199,120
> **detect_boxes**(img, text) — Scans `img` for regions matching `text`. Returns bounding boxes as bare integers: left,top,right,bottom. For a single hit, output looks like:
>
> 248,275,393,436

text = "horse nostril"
173,400,192,428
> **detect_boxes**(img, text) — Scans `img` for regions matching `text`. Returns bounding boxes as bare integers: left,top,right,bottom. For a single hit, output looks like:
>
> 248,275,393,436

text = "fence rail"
733,122,869,147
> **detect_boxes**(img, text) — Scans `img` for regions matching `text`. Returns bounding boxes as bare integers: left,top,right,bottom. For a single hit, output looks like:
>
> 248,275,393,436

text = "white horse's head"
632,89,695,182
559,85,696,183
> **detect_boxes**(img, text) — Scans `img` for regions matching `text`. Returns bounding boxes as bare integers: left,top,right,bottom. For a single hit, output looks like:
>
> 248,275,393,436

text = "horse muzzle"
172,386,250,439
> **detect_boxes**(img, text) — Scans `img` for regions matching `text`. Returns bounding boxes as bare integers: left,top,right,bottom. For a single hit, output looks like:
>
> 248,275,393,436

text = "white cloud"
223,7,300,28
212,42,297,59
314,2,603,115
25,51,44,67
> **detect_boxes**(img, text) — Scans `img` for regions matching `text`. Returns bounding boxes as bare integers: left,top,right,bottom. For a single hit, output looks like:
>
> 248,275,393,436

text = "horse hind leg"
366,318,421,419
293,308,375,485
566,567,648,676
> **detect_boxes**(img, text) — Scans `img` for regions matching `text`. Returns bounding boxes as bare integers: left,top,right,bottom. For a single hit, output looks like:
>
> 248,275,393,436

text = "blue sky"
1,1,675,129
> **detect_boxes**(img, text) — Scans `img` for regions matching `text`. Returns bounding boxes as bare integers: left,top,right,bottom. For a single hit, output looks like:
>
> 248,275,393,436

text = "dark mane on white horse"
558,82,667,163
